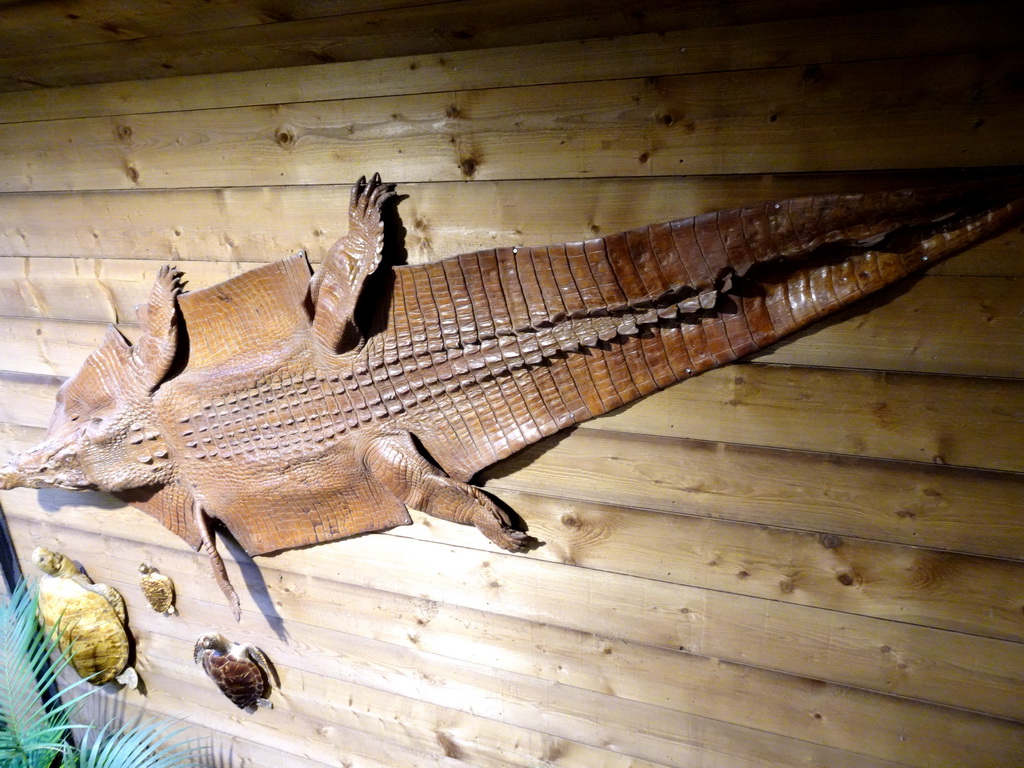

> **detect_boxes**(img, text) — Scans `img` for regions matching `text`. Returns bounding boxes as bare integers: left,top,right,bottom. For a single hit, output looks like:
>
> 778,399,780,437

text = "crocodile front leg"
362,431,529,551
311,173,395,354
132,264,184,391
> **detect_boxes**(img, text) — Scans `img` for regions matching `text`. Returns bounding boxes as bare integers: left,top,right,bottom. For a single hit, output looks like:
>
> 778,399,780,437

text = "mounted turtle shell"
32,547,138,688
194,632,273,710
138,562,177,615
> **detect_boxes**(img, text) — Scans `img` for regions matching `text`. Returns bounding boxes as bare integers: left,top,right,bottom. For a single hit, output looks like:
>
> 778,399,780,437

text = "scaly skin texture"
4,174,1023,619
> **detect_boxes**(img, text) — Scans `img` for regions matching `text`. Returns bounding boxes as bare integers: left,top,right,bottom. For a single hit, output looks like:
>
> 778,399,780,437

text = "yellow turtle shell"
139,562,177,615
33,548,137,688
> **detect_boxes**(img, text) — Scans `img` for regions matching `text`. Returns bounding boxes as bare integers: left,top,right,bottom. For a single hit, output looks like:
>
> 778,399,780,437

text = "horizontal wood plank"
401,493,1024,643
0,258,254,324
3,526,896,768
78,667,468,768
115,647,669,768
4,51,1023,192
0,2,1019,122
0,0,736,91
588,365,1024,471
759,275,1024,376
0,0,440,58
0,317,112,378
100,635,905,768
114,673,673,768
2,177,1020,272
0,0,967,93
71,695,339,768
483,430,1024,560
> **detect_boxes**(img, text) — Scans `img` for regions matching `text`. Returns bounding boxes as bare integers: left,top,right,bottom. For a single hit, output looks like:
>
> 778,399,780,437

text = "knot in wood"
818,533,842,550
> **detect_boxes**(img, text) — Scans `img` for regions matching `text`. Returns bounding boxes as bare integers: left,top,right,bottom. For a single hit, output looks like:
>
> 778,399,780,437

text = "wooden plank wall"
1,2,1023,766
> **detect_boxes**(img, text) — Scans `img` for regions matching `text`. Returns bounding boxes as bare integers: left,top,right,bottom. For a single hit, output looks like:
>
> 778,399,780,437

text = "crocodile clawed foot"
482,524,531,552
457,482,531,552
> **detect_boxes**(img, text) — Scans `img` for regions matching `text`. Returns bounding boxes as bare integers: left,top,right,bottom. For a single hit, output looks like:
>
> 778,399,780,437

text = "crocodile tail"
371,178,1024,477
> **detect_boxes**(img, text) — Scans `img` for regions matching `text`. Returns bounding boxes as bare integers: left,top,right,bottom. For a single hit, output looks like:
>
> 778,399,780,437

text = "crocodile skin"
3,173,1022,619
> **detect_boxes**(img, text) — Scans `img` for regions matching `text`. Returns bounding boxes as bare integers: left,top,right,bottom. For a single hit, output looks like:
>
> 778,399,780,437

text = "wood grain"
1,2,1020,122
0,0,723,90
101,650,896,768
119,655,668,768
4,51,1024,193
0,0,441,58
404,494,1024,643
83,669,472,768
0,0,972,92
758,276,1024,377
588,365,1024,471
3,177,1021,269
484,430,1024,560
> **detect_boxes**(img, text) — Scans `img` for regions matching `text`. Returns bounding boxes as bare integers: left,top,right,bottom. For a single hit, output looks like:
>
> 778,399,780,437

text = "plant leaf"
77,717,208,768
0,580,97,768
1,580,207,768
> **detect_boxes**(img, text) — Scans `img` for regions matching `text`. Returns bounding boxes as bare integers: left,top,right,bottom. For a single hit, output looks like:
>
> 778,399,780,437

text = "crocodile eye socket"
78,417,113,446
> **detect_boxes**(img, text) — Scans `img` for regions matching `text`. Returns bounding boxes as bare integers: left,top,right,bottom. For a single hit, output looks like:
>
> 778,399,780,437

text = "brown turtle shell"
201,652,266,709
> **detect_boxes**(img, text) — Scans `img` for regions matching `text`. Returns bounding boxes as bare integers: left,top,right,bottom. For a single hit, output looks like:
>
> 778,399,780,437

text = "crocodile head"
1,325,173,493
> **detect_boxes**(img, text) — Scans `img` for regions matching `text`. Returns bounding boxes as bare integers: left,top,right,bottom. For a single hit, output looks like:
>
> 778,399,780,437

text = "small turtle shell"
139,564,176,614
201,653,267,709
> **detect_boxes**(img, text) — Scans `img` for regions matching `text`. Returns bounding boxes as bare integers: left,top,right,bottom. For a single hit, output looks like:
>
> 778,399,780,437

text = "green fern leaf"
0,581,94,768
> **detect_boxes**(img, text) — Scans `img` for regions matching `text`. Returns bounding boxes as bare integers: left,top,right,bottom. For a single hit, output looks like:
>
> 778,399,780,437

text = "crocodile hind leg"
193,500,242,620
363,431,529,551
